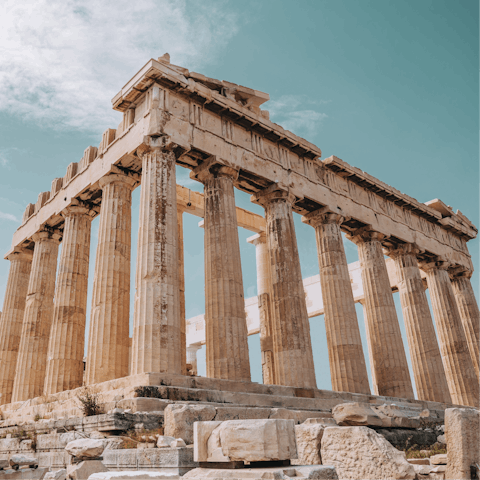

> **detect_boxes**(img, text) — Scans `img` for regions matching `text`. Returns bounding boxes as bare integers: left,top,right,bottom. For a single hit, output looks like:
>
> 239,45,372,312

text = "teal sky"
0,0,477,394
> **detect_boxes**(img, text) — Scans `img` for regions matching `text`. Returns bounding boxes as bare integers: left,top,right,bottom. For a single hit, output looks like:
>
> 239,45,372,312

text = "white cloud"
0,0,238,134
0,212,19,222
266,94,328,140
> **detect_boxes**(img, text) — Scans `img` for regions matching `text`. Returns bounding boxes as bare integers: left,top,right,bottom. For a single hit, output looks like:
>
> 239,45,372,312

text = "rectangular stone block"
194,419,297,463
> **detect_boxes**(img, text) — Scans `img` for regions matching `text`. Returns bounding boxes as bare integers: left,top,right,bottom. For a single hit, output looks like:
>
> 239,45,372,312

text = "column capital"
383,242,423,259
448,265,473,280
32,227,62,244
345,226,387,246
99,170,139,190
61,200,99,219
302,207,346,228
251,184,298,208
190,157,239,184
246,232,267,246
6,246,34,262
418,256,452,273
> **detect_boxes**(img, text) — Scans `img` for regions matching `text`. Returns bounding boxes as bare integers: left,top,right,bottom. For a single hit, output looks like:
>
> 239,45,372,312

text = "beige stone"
385,244,451,404
252,186,316,389
89,474,180,480
451,272,480,379
303,210,370,395
156,436,176,448
131,144,182,375
247,233,275,385
347,228,414,399
65,438,106,458
66,460,108,480
177,205,187,376
429,454,447,465
190,160,250,381
0,248,33,405
321,426,415,480
184,466,338,479
86,173,137,385
294,423,324,465
164,404,216,444
44,202,96,395
194,419,297,463
44,470,67,480
12,229,61,402
420,260,479,407
445,407,479,480
9,455,38,467
332,403,383,427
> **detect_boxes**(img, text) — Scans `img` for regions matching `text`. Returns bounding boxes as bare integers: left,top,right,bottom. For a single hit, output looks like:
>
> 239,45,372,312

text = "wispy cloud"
0,0,238,134
266,94,328,140
0,212,19,222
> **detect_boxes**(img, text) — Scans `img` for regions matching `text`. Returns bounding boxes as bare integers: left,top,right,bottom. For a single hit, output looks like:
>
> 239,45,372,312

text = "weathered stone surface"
445,407,479,480
375,429,437,450
44,469,67,480
65,439,106,458
194,419,296,463
303,418,336,426
0,467,47,479
294,423,323,465
157,436,176,448
407,458,430,465
170,439,186,448
429,454,447,465
164,405,216,445
66,460,108,480
332,403,382,427
184,466,338,479
9,455,38,467
321,426,415,480
89,473,180,480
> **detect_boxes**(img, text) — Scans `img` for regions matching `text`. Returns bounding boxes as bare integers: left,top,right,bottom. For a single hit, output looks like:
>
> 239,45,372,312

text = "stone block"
407,458,430,465
430,454,447,465
375,428,437,449
117,398,172,413
44,469,67,480
294,424,324,465
194,419,296,463
332,403,383,427
445,407,479,480
66,460,108,480
321,426,415,480
0,467,48,479
164,405,216,444
157,436,176,448
0,459,8,470
65,439,106,458
9,454,38,468
303,418,336,426
89,472,180,479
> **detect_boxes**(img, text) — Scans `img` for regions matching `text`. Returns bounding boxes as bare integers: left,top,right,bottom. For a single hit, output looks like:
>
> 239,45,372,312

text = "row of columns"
0,145,478,408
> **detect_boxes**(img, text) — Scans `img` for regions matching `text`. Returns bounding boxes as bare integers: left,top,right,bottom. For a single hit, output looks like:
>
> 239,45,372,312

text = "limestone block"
294,424,323,465
194,419,297,463
430,454,447,465
304,418,336,426
332,403,382,427
164,405,215,444
445,407,479,480
183,465,338,479
66,460,108,480
171,439,186,448
9,455,38,468
65,439,106,458
44,469,67,480
372,404,429,429
375,429,437,450
50,178,63,197
321,426,415,480
408,458,430,465
0,467,48,479
89,472,180,479
0,459,8,469
156,436,176,448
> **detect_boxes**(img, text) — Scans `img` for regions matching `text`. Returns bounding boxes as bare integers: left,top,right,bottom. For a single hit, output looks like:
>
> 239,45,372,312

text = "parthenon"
0,53,478,422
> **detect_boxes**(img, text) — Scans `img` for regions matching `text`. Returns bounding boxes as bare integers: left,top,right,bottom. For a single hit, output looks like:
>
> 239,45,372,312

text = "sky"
0,0,478,395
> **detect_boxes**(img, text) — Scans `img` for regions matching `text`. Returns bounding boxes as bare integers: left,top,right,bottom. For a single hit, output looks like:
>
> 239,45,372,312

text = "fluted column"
450,271,479,379
186,344,201,376
247,232,276,385
0,248,33,405
385,244,451,403
191,161,251,381
44,201,96,395
420,259,478,407
131,145,182,375
252,187,316,388
12,230,61,402
85,173,137,385
347,228,414,399
303,210,370,394
177,205,187,376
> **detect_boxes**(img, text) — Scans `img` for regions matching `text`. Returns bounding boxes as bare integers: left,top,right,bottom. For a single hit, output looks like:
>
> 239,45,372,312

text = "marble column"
303,210,370,394
12,229,61,402
252,187,316,389
44,201,96,395
191,163,251,381
420,259,478,407
0,248,33,405
247,232,276,385
186,344,201,376
359,300,378,394
347,228,414,399
177,205,187,376
450,271,479,379
385,244,451,403
85,173,137,385
131,146,182,375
